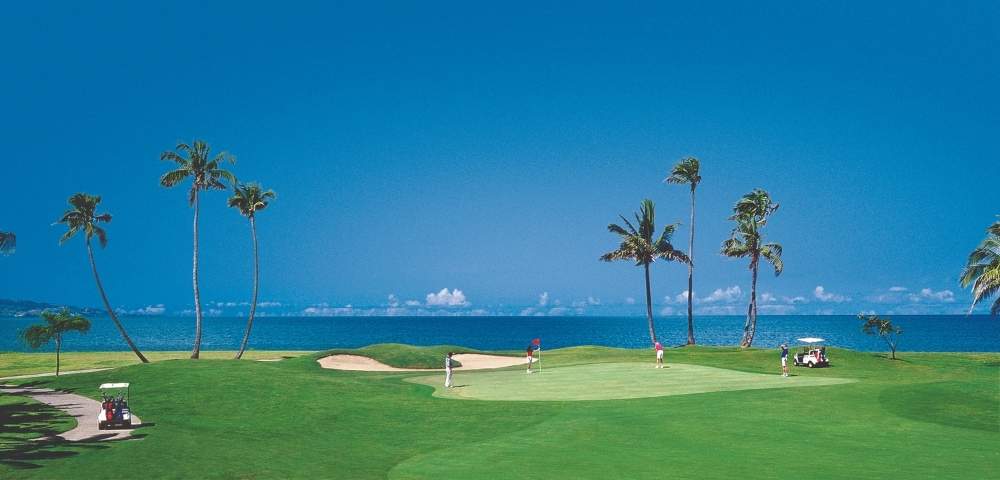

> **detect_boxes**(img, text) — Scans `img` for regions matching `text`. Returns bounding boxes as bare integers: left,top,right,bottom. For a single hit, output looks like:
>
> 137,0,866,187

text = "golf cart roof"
796,337,825,344
99,383,130,389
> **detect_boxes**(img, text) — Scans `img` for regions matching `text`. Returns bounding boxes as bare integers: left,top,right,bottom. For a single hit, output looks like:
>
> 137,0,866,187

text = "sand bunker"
318,353,530,372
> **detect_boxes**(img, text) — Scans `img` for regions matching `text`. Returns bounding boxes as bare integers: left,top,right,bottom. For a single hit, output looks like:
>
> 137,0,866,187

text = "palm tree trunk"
191,190,203,359
686,185,696,345
235,217,259,360
87,240,149,363
55,335,61,376
644,263,657,344
740,258,760,348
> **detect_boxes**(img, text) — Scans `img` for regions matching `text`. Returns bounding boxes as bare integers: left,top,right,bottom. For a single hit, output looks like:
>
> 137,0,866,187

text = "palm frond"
160,168,191,187
0,231,15,255
761,243,784,276
160,150,190,166
721,236,750,258
93,226,108,248
664,157,701,186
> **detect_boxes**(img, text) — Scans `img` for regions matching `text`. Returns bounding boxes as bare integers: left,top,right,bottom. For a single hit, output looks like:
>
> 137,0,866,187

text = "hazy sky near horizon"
1,2,997,317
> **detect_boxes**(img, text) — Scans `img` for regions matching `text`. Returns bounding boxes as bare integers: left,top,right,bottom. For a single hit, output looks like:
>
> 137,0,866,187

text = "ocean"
0,315,996,353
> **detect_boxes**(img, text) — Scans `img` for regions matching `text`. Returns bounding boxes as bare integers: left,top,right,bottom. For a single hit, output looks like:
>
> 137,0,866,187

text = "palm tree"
721,189,784,348
665,157,701,345
960,219,1000,315
228,182,276,359
0,231,14,255
601,199,690,344
57,193,148,363
20,308,91,376
160,140,236,359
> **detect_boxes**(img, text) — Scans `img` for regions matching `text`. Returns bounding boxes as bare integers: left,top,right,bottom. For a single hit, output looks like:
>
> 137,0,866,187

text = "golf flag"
532,338,541,372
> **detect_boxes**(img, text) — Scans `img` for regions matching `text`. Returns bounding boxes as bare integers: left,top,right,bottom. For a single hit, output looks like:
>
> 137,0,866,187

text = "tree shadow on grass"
0,391,146,470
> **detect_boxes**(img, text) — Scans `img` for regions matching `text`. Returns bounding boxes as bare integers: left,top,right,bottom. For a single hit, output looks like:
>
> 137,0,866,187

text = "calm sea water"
0,315,996,353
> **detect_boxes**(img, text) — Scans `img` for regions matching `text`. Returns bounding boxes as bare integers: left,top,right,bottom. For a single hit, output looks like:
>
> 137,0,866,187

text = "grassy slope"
0,395,76,465
0,346,996,479
0,351,314,378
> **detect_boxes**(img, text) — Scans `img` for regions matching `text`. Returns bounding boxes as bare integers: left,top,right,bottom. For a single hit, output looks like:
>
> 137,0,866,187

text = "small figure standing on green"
780,344,789,377
444,352,455,387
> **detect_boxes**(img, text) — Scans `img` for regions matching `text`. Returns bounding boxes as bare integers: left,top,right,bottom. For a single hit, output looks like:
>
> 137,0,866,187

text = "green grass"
0,351,314,378
408,362,854,401
0,345,996,479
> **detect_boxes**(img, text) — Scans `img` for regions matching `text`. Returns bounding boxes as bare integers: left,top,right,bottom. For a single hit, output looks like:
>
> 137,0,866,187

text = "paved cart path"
1,386,142,441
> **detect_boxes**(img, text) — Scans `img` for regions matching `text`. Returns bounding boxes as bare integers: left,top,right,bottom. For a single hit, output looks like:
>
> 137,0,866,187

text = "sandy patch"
317,353,530,372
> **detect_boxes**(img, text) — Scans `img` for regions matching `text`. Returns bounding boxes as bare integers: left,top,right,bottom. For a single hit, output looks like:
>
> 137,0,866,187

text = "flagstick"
538,347,542,373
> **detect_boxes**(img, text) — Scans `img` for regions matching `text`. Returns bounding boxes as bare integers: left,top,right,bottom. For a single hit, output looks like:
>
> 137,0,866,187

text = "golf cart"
97,383,133,430
792,337,829,368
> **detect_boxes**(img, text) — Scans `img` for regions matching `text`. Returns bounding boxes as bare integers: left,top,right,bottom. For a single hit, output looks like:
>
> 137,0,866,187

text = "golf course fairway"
0,345,996,479
408,362,855,401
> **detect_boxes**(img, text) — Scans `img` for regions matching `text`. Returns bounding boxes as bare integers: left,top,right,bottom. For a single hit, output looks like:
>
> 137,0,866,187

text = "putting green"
407,362,855,401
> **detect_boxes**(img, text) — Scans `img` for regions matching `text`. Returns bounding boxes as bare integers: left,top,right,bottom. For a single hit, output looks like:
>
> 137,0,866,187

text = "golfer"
444,352,454,387
780,344,789,377
526,344,534,373
654,340,664,368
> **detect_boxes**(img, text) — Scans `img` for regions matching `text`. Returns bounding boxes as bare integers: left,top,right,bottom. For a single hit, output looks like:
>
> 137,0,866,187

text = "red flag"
532,338,541,346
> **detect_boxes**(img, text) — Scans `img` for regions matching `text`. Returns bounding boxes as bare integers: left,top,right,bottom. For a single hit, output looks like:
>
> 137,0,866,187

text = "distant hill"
0,299,102,317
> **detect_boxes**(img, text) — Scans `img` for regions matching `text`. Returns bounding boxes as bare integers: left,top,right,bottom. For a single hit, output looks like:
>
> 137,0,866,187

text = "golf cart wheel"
125,420,132,427
807,362,814,368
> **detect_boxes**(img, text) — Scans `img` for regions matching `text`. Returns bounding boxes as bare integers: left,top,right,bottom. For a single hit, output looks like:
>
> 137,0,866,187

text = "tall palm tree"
228,182,276,359
57,193,148,362
601,199,690,344
665,157,701,345
160,140,236,359
960,219,1000,315
20,308,91,376
721,189,783,348
0,231,14,255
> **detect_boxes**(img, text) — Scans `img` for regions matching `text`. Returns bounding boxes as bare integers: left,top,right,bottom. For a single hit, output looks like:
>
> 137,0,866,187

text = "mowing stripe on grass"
406,362,855,401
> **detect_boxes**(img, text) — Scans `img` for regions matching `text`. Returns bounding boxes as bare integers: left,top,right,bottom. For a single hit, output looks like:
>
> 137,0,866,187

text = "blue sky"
1,2,997,317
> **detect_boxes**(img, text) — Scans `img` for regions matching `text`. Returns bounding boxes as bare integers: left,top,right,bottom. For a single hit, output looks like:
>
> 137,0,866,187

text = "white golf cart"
97,383,133,430
792,337,830,368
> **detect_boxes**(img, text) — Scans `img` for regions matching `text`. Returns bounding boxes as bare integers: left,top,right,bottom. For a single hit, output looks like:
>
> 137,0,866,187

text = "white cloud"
387,294,400,307
538,292,549,307
702,286,743,303
302,304,355,316
587,296,601,305
426,288,469,307
660,306,675,315
257,301,282,308
814,286,849,303
404,300,421,306
548,307,569,315
761,292,777,303
624,297,636,305
783,296,808,304
909,288,955,303
519,307,537,316
119,304,166,316
666,290,694,304
889,286,908,292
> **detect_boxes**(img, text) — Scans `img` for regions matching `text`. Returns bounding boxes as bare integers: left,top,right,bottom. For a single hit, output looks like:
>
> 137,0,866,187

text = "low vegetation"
0,345,995,479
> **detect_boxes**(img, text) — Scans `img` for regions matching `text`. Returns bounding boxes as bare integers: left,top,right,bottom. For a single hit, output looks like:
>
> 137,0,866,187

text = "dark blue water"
1,315,996,353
